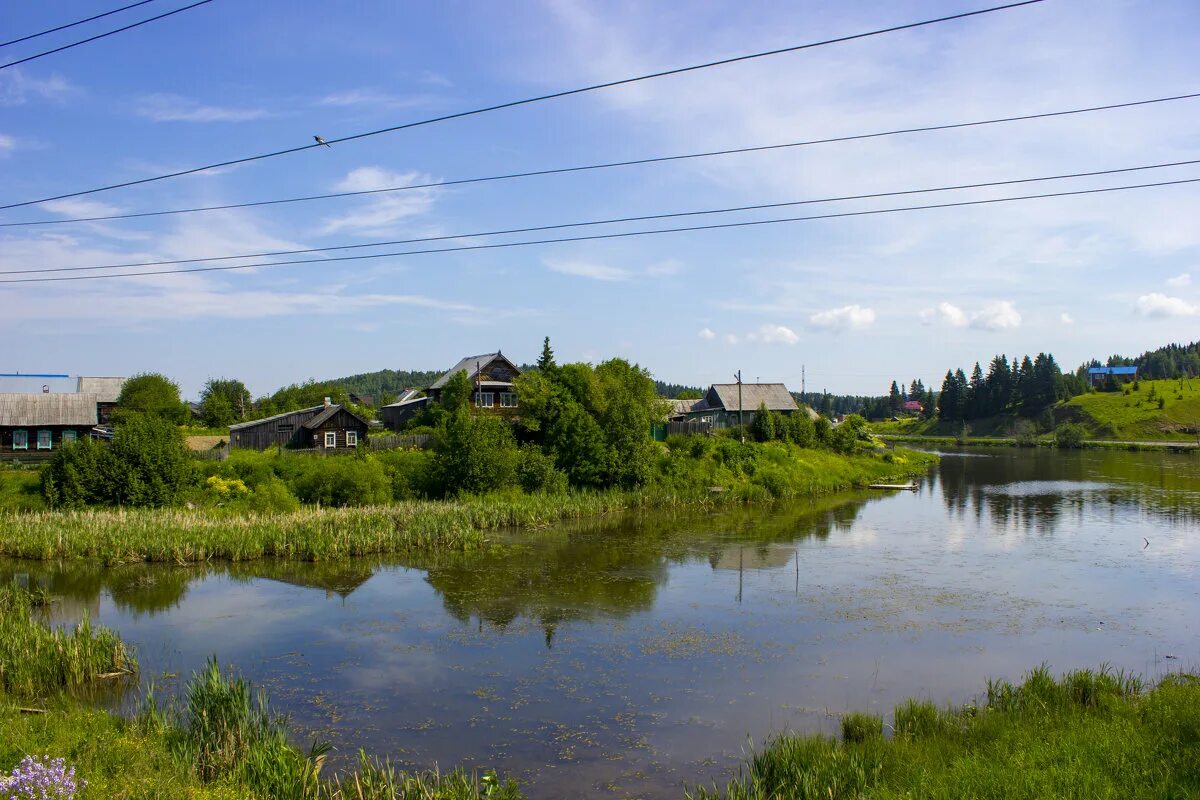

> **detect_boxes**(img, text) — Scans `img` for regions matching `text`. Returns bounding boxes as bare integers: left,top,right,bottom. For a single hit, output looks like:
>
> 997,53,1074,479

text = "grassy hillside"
1061,378,1200,440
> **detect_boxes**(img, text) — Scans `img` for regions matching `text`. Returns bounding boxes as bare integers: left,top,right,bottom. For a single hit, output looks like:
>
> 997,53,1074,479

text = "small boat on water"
867,482,918,491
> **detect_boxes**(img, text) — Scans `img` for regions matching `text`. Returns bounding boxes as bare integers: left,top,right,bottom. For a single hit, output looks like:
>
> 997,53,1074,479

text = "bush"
751,403,778,442
374,448,437,500
434,411,519,495
1055,423,1086,449
290,455,392,507
516,445,569,494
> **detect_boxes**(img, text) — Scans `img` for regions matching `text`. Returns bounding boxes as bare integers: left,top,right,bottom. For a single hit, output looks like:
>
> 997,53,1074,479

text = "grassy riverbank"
690,666,1200,799
0,446,935,564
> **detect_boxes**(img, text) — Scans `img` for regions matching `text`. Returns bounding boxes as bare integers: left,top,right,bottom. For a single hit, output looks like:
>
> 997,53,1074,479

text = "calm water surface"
5,448,1199,798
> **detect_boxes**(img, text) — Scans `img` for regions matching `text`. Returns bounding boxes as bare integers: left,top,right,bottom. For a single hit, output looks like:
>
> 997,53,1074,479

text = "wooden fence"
369,433,433,450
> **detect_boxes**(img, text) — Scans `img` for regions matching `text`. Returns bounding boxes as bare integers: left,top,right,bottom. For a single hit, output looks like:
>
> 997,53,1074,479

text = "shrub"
435,411,519,495
374,447,437,500
751,403,777,442
516,445,569,494
40,438,105,509
1055,423,1086,449
290,455,391,507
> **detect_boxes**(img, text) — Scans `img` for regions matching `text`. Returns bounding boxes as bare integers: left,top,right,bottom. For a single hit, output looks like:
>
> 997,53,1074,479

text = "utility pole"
735,370,744,442
802,364,806,397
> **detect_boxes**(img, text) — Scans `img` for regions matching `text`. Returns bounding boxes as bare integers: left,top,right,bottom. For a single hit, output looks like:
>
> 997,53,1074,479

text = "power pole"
735,370,744,442
802,364,806,397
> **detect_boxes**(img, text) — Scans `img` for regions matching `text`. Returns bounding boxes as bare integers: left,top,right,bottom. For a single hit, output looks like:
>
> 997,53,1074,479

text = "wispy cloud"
544,258,631,282
1135,292,1198,318
1166,273,1192,288
809,304,875,331
698,327,716,340
39,198,124,218
0,134,14,157
318,167,439,236
1060,312,1075,325
0,68,74,106
315,88,433,110
135,93,271,122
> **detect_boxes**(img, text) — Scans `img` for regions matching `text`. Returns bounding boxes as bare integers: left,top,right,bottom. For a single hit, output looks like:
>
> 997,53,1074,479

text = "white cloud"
698,327,716,340
0,134,14,157
1166,273,1192,288
39,198,123,218
646,258,683,277
318,167,439,236
918,301,1020,330
1060,312,1074,325
746,323,799,345
970,300,1022,331
135,93,271,122
724,334,739,345
0,68,74,106
808,304,875,331
1135,293,1199,318
544,258,631,282
316,88,432,110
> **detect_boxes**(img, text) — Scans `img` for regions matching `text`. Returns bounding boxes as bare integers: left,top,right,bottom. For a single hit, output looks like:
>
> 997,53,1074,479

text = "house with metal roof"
1087,365,1138,387
426,352,521,413
668,383,811,427
0,393,100,454
229,399,369,451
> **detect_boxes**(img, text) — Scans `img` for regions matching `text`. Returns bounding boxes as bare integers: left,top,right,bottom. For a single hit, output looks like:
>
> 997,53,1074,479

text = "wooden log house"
229,399,370,451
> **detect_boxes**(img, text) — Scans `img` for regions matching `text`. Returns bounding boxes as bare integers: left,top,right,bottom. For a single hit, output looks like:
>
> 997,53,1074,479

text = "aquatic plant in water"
0,755,83,799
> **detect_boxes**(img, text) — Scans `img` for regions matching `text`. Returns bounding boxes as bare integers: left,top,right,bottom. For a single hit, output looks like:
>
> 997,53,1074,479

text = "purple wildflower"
0,755,84,799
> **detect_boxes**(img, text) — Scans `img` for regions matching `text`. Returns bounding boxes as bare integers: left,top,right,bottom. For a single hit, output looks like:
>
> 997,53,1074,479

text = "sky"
1,0,1198,399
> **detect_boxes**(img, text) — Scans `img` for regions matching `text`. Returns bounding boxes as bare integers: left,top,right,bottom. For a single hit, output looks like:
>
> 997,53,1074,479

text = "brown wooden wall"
0,425,93,452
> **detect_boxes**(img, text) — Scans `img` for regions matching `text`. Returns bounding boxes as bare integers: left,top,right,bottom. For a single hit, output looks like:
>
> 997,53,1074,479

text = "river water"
4,447,1199,798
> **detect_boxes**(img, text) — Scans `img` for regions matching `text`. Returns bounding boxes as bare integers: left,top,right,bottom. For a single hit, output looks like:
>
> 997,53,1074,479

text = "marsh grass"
689,666,1200,800
839,712,883,743
0,584,135,696
0,448,936,565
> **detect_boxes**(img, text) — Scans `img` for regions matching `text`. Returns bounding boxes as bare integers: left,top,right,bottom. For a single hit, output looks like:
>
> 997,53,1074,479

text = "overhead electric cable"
2,176,1195,285
5,90,1196,229
8,158,1197,276
0,0,213,71
0,1,157,48
0,0,1041,211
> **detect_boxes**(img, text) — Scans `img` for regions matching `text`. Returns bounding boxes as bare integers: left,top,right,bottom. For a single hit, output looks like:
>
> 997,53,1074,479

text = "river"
4,447,1198,798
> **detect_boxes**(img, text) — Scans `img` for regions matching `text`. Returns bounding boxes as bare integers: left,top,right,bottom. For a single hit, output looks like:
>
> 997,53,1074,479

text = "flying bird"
314,135,330,148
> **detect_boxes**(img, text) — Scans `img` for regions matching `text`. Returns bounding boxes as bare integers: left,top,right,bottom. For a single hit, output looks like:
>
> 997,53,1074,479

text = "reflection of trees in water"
936,449,1200,532
414,495,872,640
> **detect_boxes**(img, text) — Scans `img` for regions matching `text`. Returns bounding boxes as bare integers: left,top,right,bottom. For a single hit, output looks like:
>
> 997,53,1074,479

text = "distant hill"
328,369,443,400
1094,340,1200,379
1061,377,1200,439
654,380,704,398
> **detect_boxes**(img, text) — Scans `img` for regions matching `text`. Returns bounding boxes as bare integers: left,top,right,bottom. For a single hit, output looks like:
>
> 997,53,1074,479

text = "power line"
0,0,1042,212
0,0,213,71
9,158,1198,276
3,175,1194,285
0,1,157,49
6,89,1196,229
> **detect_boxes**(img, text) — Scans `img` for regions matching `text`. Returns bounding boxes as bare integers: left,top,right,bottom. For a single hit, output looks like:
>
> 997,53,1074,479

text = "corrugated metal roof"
429,352,520,389
0,393,98,426
707,383,798,413
77,376,126,403
1088,366,1139,375
229,405,323,431
667,398,707,416
382,395,430,409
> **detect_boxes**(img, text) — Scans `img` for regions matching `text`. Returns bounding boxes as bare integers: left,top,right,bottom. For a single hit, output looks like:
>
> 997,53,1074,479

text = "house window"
475,392,495,408
346,431,358,447
37,430,52,450
500,392,518,408
324,431,337,448
12,429,28,450
63,430,77,445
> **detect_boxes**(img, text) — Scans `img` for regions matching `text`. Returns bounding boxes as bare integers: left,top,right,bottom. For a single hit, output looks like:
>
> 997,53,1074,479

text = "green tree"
750,402,777,442
814,415,832,445
780,411,816,447
537,336,557,373
594,358,663,488
545,401,611,489
675,389,704,400
116,373,188,423
198,377,253,427
434,410,519,495
439,369,474,414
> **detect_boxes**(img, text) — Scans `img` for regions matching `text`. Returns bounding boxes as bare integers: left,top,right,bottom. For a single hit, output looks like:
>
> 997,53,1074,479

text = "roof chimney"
324,396,331,408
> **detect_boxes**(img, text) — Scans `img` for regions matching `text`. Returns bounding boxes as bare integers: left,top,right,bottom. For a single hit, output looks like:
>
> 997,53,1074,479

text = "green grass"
688,665,1200,800
1062,378,1200,440
0,469,45,512
0,584,135,697
0,446,936,564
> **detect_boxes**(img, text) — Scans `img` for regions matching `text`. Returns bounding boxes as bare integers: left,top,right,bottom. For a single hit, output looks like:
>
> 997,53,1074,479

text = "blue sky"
2,0,1198,399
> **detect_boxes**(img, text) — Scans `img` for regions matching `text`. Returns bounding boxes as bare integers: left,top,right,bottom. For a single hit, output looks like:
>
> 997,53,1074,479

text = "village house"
670,383,806,427
0,393,101,454
427,352,521,412
1088,365,1138,388
229,398,369,450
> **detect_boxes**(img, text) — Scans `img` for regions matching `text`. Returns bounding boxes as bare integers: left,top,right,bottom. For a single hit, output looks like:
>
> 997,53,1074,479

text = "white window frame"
324,431,337,448
63,430,77,445
12,429,28,450
500,392,518,408
37,429,52,450
346,430,358,447
475,392,495,408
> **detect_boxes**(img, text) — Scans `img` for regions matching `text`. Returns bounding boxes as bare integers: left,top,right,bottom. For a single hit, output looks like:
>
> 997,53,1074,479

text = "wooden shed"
229,401,369,451
0,393,99,453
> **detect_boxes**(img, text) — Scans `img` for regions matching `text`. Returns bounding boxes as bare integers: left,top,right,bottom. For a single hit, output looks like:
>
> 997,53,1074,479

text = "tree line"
936,353,1087,422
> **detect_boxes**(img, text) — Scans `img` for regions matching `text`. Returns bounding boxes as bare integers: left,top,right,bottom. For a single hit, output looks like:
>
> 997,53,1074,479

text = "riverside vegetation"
0,345,936,563
3,584,1197,799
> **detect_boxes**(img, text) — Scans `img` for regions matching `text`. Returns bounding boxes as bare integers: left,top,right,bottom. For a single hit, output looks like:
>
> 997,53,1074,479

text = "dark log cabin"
0,393,99,454
426,352,521,414
229,400,369,450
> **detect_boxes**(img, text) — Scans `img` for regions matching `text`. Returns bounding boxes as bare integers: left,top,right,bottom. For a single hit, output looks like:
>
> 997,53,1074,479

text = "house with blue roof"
1087,365,1138,387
